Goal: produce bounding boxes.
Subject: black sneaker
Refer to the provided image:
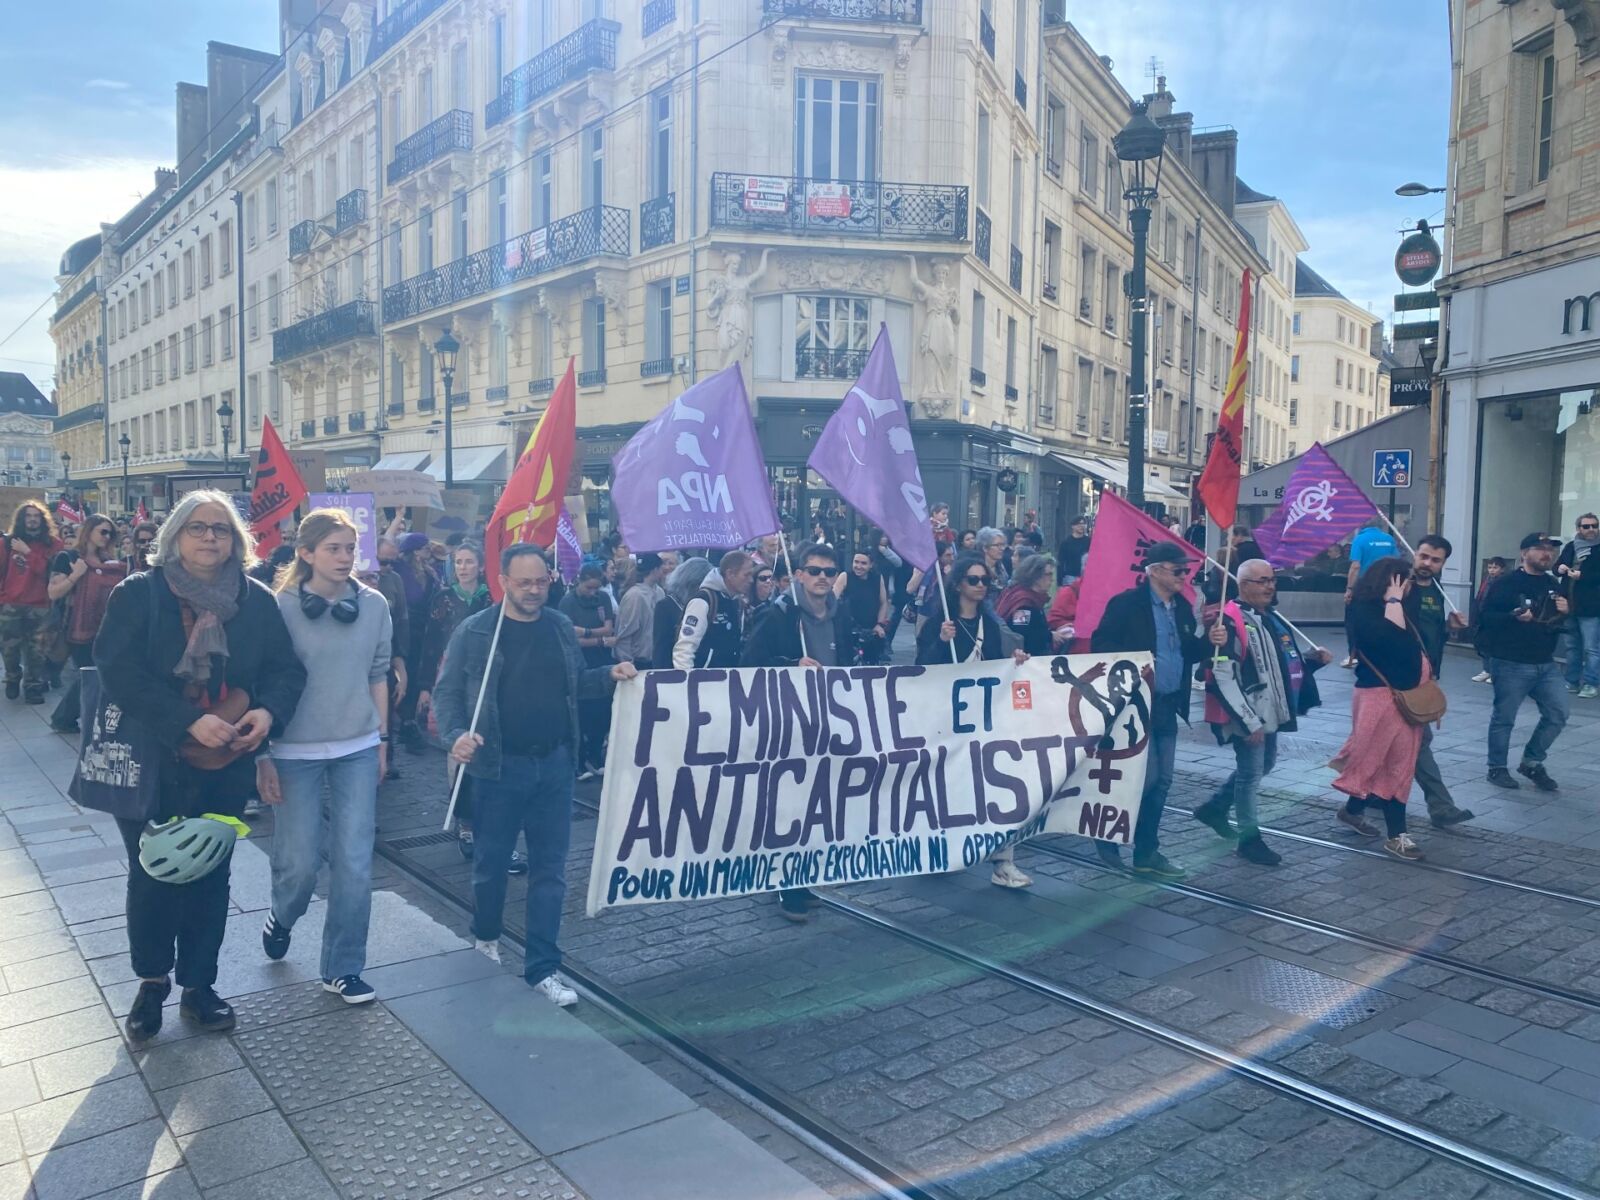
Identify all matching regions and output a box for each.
[23,692,44,706]
[1094,841,1125,869]
[179,986,235,1031]
[1236,835,1282,867]
[125,978,170,1042]
[507,850,528,877]
[457,829,474,860]
[1486,767,1520,789]
[1132,853,1187,881]
[1192,801,1236,840]
[1517,762,1559,792]
[322,975,377,1004]
[262,914,291,961]
[1430,808,1475,830]
[779,889,812,923]
[3,680,17,700]
[385,762,401,781]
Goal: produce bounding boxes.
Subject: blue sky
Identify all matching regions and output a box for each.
[0,2,1450,390]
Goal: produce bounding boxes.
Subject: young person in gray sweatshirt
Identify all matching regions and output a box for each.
[256,510,393,1004]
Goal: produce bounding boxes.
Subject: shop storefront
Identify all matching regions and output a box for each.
[1439,253,1600,611]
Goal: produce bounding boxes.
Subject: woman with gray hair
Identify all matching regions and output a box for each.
[976,526,1009,588]
[91,490,306,1041]
[652,557,713,668]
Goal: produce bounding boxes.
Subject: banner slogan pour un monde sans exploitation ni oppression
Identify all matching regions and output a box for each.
[586,653,1154,915]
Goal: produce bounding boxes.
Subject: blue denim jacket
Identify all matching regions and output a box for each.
[432,603,615,781]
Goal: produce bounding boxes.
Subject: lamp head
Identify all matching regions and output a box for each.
[434,327,460,376]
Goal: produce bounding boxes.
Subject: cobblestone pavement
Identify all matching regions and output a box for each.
[363,633,1600,1199]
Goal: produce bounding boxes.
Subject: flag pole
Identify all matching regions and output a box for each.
[778,530,810,660]
[937,555,958,665]
[1204,553,1326,656]
[1210,539,1236,662]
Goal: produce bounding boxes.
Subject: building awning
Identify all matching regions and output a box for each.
[372,451,430,472]
[424,445,505,482]
[1051,453,1186,501]
[1050,453,1115,483]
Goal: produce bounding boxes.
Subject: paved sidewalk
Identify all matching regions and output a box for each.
[0,697,825,1200]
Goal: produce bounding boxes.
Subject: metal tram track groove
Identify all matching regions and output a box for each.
[370,836,948,1200]
[1024,839,1600,1014]
[553,796,1585,1200]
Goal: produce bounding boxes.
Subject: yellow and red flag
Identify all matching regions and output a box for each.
[485,360,576,599]
[1196,269,1254,531]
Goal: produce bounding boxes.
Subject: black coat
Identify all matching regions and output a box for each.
[916,608,1004,664]
[92,568,306,809]
[1091,582,1207,721]
[742,599,857,668]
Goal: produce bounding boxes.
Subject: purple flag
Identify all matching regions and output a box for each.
[1253,443,1380,568]
[610,364,779,552]
[555,503,583,583]
[807,326,936,572]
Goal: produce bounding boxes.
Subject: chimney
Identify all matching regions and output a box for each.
[1191,128,1239,218]
[1144,75,1175,120]
[175,82,210,184]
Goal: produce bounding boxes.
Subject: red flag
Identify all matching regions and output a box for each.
[135,500,148,523]
[246,416,307,544]
[1196,269,1254,530]
[485,361,577,600]
[1073,492,1205,644]
[55,500,83,525]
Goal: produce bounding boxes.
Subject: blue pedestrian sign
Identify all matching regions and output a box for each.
[1373,449,1412,489]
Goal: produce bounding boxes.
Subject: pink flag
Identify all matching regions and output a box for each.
[1253,443,1380,568]
[555,503,582,583]
[55,500,83,525]
[1073,492,1205,644]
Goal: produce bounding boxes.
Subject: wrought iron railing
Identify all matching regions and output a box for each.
[335,189,367,233]
[979,9,996,57]
[418,395,437,412]
[1010,245,1023,292]
[1014,71,1028,109]
[641,358,674,378]
[300,420,316,439]
[641,193,675,250]
[761,0,923,20]
[1004,385,1019,403]
[486,384,509,402]
[970,367,986,387]
[387,110,473,185]
[383,205,630,323]
[272,301,377,363]
[578,368,607,387]
[289,220,316,259]
[348,412,366,431]
[323,416,340,435]
[369,0,447,62]
[529,377,554,396]
[486,20,620,128]
[709,174,967,240]
[387,400,405,416]
[643,0,675,34]
[796,346,870,380]
[1043,282,1058,302]
[975,208,991,265]
[449,391,469,408]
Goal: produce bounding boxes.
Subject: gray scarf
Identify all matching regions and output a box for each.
[162,559,241,685]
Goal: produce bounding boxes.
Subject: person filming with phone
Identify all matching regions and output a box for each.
[1479,533,1570,791]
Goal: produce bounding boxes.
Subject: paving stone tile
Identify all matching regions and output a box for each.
[1344,1030,1459,1077]
[155,1067,273,1136]
[0,976,102,1029]
[1437,1060,1600,1139]
[77,1168,204,1199]
[177,1111,307,1189]
[428,1159,582,1200]
[0,1062,41,1114]
[15,1073,156,1155]
[30,1038,135,1100]
[233,1005,438,1112]
[132,1034,243,1091]
[0,1004,118,1066]
[204,1157,339,1200]
[0,1113,18,1166]
[24,1117,181,1200]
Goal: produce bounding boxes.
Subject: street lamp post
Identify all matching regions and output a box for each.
[434,327,460,487]
[23,464,33,491]
[119,433,131,515]
[218,398,235,487]
[1114,102,1167,512]
[60,453,70,509]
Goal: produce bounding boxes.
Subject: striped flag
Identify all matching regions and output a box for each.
[1196,269,1253,530]
[484,360,576,599]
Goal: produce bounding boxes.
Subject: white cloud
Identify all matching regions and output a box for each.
[84,79,130,90]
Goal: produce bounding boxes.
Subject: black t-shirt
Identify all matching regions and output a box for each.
[1405,580,1448,675]
[842,569,883,629]
[50,550,76,577]
[496,615,569,756]
[1057,535,1091,577]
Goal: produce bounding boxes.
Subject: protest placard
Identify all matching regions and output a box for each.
[308,492,378,570]
[586,652,1152,914]
[346,469,443,511]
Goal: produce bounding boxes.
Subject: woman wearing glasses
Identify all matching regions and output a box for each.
[93,491,305,1041]
[256,510,393,1003]
[48,515,128,733]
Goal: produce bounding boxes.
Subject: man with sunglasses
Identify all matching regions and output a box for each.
[1089,541,1208,879]
[128,521,159,572]
[1556,514,1600,699]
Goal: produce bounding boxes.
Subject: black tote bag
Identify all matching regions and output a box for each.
[67,666,164,822]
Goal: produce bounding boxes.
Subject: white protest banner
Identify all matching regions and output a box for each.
[308,492,378,571]
[586,653,1152,915]
[346,469,444,511]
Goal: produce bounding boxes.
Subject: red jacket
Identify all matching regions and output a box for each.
[0,537,61,607]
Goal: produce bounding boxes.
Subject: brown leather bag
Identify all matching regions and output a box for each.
[1356,626,1447,727]
[177,687,253,771]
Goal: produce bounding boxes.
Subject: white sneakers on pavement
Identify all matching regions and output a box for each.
[534,973,578,1007]
[474,938,501,963]
[991,862,1034,889]
[1470,671,1492,684]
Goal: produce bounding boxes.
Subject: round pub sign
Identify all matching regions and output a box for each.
[1395,227,1442,287]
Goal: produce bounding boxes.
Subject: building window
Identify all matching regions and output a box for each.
[1292,310,1301,335]
[419,207,434,273]
[387,220,403,282]
[794,295,870,377]
[389,352,405,411]
[1004,317,1018,398]
[247,373,260,429]
[1039,345,1057,424]
[200,235,213,288]
[267,179,279,233]
[645,281,673,368]
[490,323,508,393]
[1079,127,1099,197]
[650,86,672,199]
[1042,221,1060,300]
[452,189,469,260]
[267,272,281,329]
[1078,242,1097,320]
[491,172,508,246]
[1290,353,1299,383]
[1079,357,1096,435]
[534,152,552,228]
[1335,357,1344,386]
[220,307,233,359]
[583,298,607,375]
[168,335,179,378]
[795,75,879,183]
[1044,95,1066,174]
[246,194,259,246]
[582,123,604,209]
[219,221,233,275]
[1288,397,1298,426]
[201,317,214,367]
[268,370,281,422]
[1534,48,1555,184]
[451,41,470,111]
[183,250,195,297]
[153,273,164,316]
[970,291,986,378]
[184,325,196,373]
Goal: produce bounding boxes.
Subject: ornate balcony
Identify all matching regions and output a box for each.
[578,368,607,387]
[641,193,675,250]
[486,20,620,128]
[709,174,967,241]
[382,206,630,324]
[529,377,554,396]
[975,208,991,265]
[323,416,340,435]
[643,0,675,35]
[761,0,922,21]
[387,400,406,416]
[640,358,673,378]
[486,384,509,402]
[970,367,986,387]
[289,220,316,259]
[418,395,437,413]
[272,301,377,364]
[369,0,448,62]
[300,420,315,439]
[335,189,367,233]
[348,412,367,431]
[387,110,473,185]
[1014,70,1028,109]
[796,346,869,380]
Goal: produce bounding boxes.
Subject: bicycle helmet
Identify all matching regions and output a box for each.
[137,815,240,884]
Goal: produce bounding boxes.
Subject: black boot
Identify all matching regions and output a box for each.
[179,986,236,1031]
[125,978,170,1042]
[1192,800,1236,840]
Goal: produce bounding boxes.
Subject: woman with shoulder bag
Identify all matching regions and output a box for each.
[92,491,306,1041]
[1330,555,1439,862]
[48,515,127,733]
[256,510,392,1004]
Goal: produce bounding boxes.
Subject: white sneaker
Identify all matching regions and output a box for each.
[1470,671,1491,683]
[474,938,501,963]
[533,972,578,1007]
[1384,834,1423,861]
[991,862,1033,889]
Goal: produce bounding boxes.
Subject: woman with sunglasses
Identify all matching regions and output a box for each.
[48,515,128,733]
[256,509,393,1004]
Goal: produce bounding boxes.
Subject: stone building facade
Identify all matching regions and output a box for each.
[1288,259,1385,453]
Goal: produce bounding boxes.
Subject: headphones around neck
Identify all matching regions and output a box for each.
[299,580,361,624]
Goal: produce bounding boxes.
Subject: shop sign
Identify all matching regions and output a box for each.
[997,467,1019,493]
[1562,291,1600,336]
[741,176,789,215]
[1394,320,1439,341]
[1388,366,1432,407]
[1393,290,1439,312]
[1395,226,1443,287]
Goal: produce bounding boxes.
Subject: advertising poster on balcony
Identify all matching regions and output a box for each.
[308,491,377,571]
[805,182,853,220]
[741,176,789,215]
[504,227,547,271]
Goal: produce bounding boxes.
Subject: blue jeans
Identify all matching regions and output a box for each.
[1563,617,1600,687]
[1133,694,1180,861]
[1487,659,1569,768]
[269,746,380,981]
[1209,732,1277,838]
[471,745,573,983]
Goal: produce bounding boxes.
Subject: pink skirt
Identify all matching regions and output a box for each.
[1329,680,1425,803]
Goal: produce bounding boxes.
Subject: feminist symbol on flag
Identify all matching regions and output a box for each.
[1280,481,1338,531]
